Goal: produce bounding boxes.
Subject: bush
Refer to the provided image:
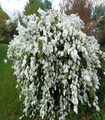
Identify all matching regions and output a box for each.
[7,9,105,120]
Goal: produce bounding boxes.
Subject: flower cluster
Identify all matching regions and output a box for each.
[7,9,105,120]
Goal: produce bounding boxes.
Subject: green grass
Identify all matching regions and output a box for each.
[0,43,105,120]
[0,44,32,120]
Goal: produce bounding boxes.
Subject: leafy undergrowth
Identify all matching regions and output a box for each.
[0,43,105,120]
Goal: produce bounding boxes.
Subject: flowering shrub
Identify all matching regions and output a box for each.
[7,9,105,120]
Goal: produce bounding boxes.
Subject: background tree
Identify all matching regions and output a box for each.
[82,21,99,39]
[43,0,52,10]
[96,16,105,45]
[24,0,52,16]
[92,4,105,21]
[9,20,18,40]
[59,0,92,24]
[91,4,105,45]
[0,6,11,43]
[0,5,18,44]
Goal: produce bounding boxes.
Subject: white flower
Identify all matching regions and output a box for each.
[84,74,91,82]
[38,8,46,15]
[4,59,7,64]
[6,20,11,25]
[96,105,100,111]
[22,18,27,24]
[6,8,105,120]
[74,106,78,114]
[16,84,18,88]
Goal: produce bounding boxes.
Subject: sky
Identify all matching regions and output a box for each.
[0,0,28,17]
[0,0,105,17]
[0,0,62,17]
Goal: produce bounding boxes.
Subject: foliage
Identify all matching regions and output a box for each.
[24,0,52,16]
[92,110,105,120]
[96,16,105,44]
[0,7,11,43]
[24,0,44,16]
[92,4,105,20]
[59,0,92,24]
[66,104,87,120]
[7,9,105,120]
[8,19,18,39]
[97,16,105,29]
[43,0,52,10]
[93,5,105,44]
[0,5,18,44]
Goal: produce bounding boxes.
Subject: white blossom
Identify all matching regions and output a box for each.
[7,9,105,120]
[4,59,7,64]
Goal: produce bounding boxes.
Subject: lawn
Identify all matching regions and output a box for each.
[0,44,32,120]
[0,43,105,120]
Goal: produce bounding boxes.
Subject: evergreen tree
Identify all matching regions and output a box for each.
[24,0,52,16]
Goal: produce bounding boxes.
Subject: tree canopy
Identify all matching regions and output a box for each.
[96,16,105,44]
[92,4,105,20]
[24,0,52,16]
[0,6,11,43]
